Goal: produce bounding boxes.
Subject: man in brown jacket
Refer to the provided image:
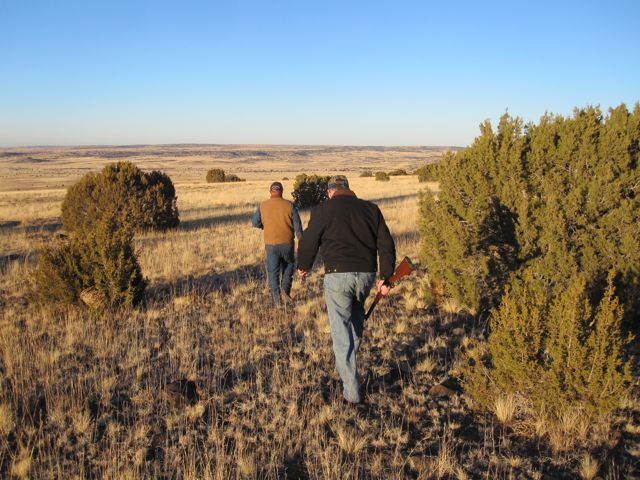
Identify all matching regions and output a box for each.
[252,182,303,304]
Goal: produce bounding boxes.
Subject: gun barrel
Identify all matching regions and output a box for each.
[364,292,383,320]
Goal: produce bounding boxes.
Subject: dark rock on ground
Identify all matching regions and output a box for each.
[428,384,457,398]
[165,379,199,407]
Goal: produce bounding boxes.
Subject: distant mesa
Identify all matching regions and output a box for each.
[14,156,49,163]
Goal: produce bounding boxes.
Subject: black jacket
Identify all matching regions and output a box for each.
[297,191,396,278]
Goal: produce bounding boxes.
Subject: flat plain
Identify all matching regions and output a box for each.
[0,145,637,479]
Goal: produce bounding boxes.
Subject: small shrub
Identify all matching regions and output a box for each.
[81,215,146,307]
[34,216,146,308]
[34,240,87,305]
[282,176,289,180]
[62,162,179,235]
[375,171,390,181]
[359,170,373,178]
[206,168,226,183]
[388,168,407,176]
[224,173,245,182]
[206,168,245,183]
[292,174,330,209]
[140,170,180,230]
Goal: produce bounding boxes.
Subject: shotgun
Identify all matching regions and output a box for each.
[365,256,416,320]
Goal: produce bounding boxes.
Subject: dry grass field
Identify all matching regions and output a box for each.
[0,144,452,192]
[0,146,638,479]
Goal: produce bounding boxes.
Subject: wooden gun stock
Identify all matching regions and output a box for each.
[364,256,416,320]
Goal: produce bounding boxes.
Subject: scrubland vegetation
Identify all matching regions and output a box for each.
[206,169,245,183]
[0,129,638,478]
[36,162,180,308]
[375,172,390,182]
[291,175,330,209]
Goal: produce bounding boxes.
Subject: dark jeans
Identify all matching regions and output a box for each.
[265,243,295,303]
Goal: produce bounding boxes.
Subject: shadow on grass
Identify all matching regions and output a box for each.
[146,261,266,300]
[178,212,252,231]
[0,252,30,272]
[367,193,418,205]
[0,220,62,234]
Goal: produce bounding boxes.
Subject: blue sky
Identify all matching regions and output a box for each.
[1,0,638,147]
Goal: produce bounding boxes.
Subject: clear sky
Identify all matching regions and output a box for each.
[1,0,638,147]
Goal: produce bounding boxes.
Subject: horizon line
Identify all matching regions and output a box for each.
[0,142,466,150]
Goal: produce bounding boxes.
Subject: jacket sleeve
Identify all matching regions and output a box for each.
[297,206,324,271]
[251,205,263,229]
[291,204,303,239]
[376,208,396,279]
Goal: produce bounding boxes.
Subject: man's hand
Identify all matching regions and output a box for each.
[376,280,391,296]
[297,269,309,278]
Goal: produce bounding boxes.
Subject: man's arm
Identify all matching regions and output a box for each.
[291,204,303,240]
[297,205,324,272]
[376,208,396,279]
[251,205,263,229]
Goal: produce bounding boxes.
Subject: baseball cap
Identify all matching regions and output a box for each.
[269,181,283,192]
[327,175,349,190]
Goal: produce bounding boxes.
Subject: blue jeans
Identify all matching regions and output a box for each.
[324,272,376,403]
[265,244,295,304]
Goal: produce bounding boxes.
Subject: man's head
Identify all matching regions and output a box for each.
[269,181,284,197]
[327,175,349,198]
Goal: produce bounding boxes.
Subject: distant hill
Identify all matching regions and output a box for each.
[0,144,462,191]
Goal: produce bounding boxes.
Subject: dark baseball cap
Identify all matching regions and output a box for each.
[327,175,349,190]
[269,181,283,192]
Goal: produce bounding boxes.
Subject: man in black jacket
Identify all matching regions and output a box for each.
[297,175,396,404]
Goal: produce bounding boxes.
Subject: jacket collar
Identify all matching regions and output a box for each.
[331,189,357,199]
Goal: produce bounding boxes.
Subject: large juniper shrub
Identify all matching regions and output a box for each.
[62,162,179,234]
[419,105,640,318]
[419,104,638,439]
[37,161,164,308]
[292,174,331,209]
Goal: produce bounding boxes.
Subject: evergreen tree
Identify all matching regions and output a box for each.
[292,174,330,208]
[434,104,638,439]
[419,104,640,321]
